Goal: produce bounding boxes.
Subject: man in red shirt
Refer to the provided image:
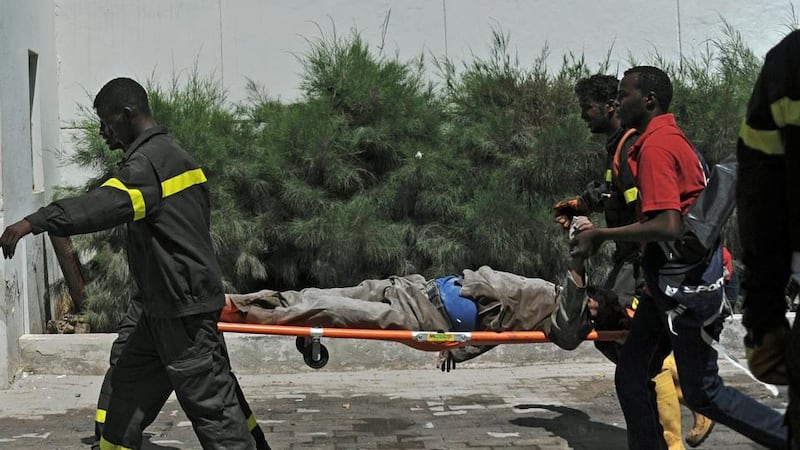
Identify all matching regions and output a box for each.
[571,66,786,450]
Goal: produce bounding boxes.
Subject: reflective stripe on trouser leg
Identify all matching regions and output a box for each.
[99,436,133,450]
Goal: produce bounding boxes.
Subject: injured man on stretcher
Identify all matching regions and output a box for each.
[222,219,626,365]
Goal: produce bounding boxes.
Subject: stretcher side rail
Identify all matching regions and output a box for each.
[217,322,628,369]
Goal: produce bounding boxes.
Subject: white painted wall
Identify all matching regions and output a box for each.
[0,0,61,388]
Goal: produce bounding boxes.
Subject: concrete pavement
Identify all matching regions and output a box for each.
[0,363,786,449]
[1,314,790,449]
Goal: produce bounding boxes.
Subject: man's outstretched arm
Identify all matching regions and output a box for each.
[569,209,682,259]
[548,216,595,351]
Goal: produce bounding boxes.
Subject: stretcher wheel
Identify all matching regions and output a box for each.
[295,336,308,353]
[303,344,329,369]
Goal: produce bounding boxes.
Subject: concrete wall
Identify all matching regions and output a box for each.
[0,0,62,388]
[53,0,797,186]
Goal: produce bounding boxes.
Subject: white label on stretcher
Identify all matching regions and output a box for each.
[412,331,471,342]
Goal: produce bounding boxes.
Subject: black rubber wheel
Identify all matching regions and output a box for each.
[295,336,308,353]
[303,345,329,370]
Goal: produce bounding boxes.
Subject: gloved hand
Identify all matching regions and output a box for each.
[436,350,456,372]
[553,197,589,229]
[744,324,790,385]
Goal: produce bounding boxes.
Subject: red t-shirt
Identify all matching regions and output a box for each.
[722,246,734,280]
[627,114,706,219]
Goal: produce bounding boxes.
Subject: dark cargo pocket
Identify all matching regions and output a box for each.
[166,351,224,416]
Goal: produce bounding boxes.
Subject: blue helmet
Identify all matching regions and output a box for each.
[435,276,478,332]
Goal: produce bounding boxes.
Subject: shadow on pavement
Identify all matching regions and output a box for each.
[511,403,627,450]
[353,417,416,436]
[80,434,182,449]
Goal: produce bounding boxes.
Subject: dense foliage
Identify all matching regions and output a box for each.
[66,26,767,331]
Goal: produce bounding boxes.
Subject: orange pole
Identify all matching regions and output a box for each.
[217,322,627,348]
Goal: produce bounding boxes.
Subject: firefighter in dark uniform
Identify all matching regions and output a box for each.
[0,78,258,449]
[737,29,800,449]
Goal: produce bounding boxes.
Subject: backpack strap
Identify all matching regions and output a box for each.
[612,128,640,205]
[671,131,710,180]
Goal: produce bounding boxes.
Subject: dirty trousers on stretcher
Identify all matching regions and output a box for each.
[227,265,593,363]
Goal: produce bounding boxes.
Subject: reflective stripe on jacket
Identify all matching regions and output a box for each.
[737,29,800,332]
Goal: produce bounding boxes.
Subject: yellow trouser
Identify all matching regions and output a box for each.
[654,364,685,450]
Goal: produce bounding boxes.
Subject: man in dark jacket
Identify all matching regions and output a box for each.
[737,29,800,449]
[0,78,257,449]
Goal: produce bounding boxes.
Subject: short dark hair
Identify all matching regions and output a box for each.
[93,77,151,116]
[574,74,619,104]
[623,66,673,111]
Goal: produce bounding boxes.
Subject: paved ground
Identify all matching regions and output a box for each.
[0,362,787,449]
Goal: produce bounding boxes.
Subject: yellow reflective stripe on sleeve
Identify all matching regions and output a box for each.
[247,413,258,431]
[604,169,612,183]
[631,296,639,310]
[95,408,107,424]
[101,178,146,221]
[99,436,133,450]
[739,121,784,155]
[623,187,638,204]
[161,168,207,198]
[770,97,800,128]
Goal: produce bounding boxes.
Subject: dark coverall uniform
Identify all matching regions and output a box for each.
[25,127,255,449]
[579,127,641,362]
[228,265,594,363]
[736,29,800,448]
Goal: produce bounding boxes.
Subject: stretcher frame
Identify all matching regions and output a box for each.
[218,322,628,369]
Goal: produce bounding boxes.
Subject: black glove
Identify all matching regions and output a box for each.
[553,197,589,229]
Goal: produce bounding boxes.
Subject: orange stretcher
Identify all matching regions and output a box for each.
[217,322,628,369]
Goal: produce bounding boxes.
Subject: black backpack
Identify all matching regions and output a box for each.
[675,155,738,264]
